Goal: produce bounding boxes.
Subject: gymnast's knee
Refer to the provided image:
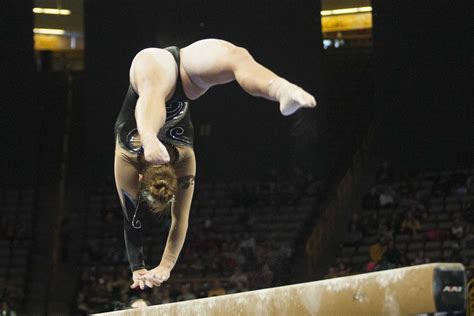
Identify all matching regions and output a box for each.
[229,45,253,64]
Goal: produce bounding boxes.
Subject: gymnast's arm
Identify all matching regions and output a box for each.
[159,191,191,270]
[131,49,175,164]
[139,176,195,285]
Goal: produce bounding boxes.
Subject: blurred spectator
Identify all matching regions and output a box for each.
[364,212,379,237]
[207,279,226,297]
[176,284,196,302]
[412,250,430,265]
[401,212,422,235]
[344,222,363,246]
[190,281,205,298]
[382,241,403,267]
[424,227,444,242]
[336,262,350,277]
[431,175,452,198]
[418,210,429,223]
[450,217,465,240]
[255,244,270,267]
[399,195,425,214]
[277,242,293,261]
[258,263,274,288]
[324,265,339,279]
[76,292,90,314]
[365,258,378,272]
[447,240,463,262]
[89,276,110,306]
[379,187,395,209]
[221,247,238,273]
[203,217,213,232]
[154,286,173,304]
[189,254,205,277]
[452,183,467,200]
[451,210,463,221]
[239,233,256,252]
[388,210,402,235]
[347,213,362,231]
[108,267,132,298]
[229,266,249,292]
[369,237,388,264]
[463,223,474,248]
[377,218,394,241]
[238,210,256,232]
[0,301,17,316]
[240,233,257,271]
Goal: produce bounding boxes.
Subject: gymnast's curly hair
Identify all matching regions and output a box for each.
[140,163,178,214]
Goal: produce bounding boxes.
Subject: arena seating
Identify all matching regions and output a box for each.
[0,189,36,309]
[327,167,474,281]
[74,175,320,313]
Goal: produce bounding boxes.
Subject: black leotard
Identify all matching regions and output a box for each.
[114,47,194,271]
[114,46,194,156]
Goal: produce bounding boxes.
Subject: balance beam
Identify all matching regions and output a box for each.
[94,263,466,316]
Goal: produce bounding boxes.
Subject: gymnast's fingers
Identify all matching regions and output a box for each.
[130,280,139,289]
[137,273,158,286]
[143,274,161,287]
[144,279,154,288]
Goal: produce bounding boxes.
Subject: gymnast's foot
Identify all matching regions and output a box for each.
[269,78,317,116]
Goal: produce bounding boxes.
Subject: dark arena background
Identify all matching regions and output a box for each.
[1,0,473,315]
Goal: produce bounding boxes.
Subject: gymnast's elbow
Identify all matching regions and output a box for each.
[171,217,189,232]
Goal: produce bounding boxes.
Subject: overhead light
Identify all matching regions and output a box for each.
[321,6,372,16]
[33,7,71,15]
[33,28,66,35]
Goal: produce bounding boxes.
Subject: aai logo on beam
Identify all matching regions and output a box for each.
[442,286,463,293]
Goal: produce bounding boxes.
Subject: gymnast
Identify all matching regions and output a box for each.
[114,39,316,290]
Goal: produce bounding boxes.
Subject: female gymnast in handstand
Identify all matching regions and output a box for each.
[114,39,316,290]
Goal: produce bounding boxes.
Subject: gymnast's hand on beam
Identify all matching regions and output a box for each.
[130,268,153,290]
[142,137,170,165]
[138,265,171,287]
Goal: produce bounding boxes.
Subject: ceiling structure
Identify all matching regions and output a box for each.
[321,0,370,10]
[33,0,371,34]
[32,0,371,51]
[34,0,83,33]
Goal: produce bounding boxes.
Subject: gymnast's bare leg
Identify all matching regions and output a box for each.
[179,39,317,116]
[131,39,317,166]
